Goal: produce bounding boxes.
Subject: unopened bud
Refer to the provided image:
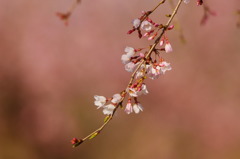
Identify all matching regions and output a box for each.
[146,18,153,23]
[143,32,149,37]
[148,32,157,40]
[139,53,145,58]
[197,0,203,6]
[159,39,165,46]
[167,25,174,30]
[71,138,83,147]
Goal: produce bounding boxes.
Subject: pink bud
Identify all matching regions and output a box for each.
[143,32,149,37]
[159,38,165,46]
[197,0,203,6]
[139,53,145,58]
[167,25,174,30]
[147,19,153,24]
[148,32,157,40]
[148,35,154,40]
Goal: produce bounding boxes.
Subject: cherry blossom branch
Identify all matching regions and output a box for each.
[56,0,81,26]
[128,0,183,85]
[71,0,184,148]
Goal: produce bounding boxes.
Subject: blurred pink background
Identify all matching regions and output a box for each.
[0,0,240,159]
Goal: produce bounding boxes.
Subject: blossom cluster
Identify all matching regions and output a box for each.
[94,85,147,115]
[94,93,122,115]
[127,11,163,39]
[93,10,174,116]
[121,46,172,79]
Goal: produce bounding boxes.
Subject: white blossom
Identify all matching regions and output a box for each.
[132,18,141,28]
[135,70,145,79]
[139,84,149,95]
[141,20,152,31]
[148,62,172,79]
[94,95,106,108]
[165,42,173,53]
[159,61,172,74]
[124,47,135,56]
[135,65,149,79]
[103,104,115,115]
[125,102,133,114]
[111,93,122,103]
[121,47,135,64]
[125,62,137,72]
[121,54,131,64]
[133,103,143,114]
[148,65,161,79]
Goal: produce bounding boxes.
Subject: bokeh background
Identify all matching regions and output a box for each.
[0,0,240,159]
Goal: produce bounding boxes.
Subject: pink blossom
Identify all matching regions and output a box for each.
[125,102,133,114]
[159,61,172,74]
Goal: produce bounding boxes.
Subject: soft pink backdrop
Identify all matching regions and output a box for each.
[0,0,240,159]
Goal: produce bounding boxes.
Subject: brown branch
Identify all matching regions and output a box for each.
[72,0,184,147]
